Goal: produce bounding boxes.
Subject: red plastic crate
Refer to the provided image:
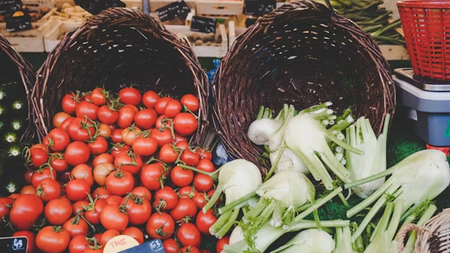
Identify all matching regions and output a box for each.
[426,144,450,155]
[398,1,450,81]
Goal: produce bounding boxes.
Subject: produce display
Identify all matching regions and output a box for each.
[50,3,92,22]
[0,7,51,22]
[187,33,222,47]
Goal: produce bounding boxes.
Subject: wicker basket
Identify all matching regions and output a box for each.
[32,8,210,146]
[211,0,396,174]
[398,208,450,253]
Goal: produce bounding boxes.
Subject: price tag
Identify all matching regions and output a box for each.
[190,16,216,34]
[118,239,165,253]
[6,11,32,32]
[74,0,126,15]
[245,0,276,16]
[0,236,27,253]
[103,235,139,253]
[156,0,190,23]
[445,120,450,138]
[0,0,22,15]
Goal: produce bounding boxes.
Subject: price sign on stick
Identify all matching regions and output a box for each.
[103,235,139,253]
[6,11,32,32]
[0,0,22,15]
[245,0,276,16]
[117,239,165,253]
[156,0,190,23]
[190,16,217,34]
[0,236,28,253]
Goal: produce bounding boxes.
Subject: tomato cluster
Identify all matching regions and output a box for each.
[0,87,228,253]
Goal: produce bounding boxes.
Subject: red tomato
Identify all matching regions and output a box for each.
[62,93,80,115]
[0,197,13,221]
[10,197,43,230]
[98,105,119,125]
[110,144,130,158]
[196,148,212,160]
[45,198,72,225]
[142,91,160,109]
[72,200,89,216]
[134,108,158,129]
[67,118,96,142]
[44,128,70,152]
[105,170,135,196]
[171,166,194,187]
[111,128,124,144]
[193,174,214,192]
[132,135,158,157]
[155,115,173,129]
[121,227,144,244]
[118,87,142,106]
[93,163,115,186]
[66,179,91,202]
[71,164,94,186]
[83,93,92,102]
[159,143,179,163]
[24,170,33,184]
[84,199,108,225]
[181,94,200,113]
[63,216,89,237]
[49,154,68,173]
[117,106,136,128]
[93,187,111,200]
[31,167,56,188]
[196,159,215,173]
[140,163,164,190]
[150,128,173,147]
[114,151,143,175]
[105,195,123,206]
[193,192,210,209]
[53,112,71,128]
[178,186,198,199]
[30,143,49,152]
[154,97,173,115]
[92,153,114,167]
[88,136,108,155]
[98,123,112,139]
[146,212,175,240]
[13,230,36,253]
[173,134,188,144]
[100,229,120,246]
[121,126,142,146]
[177,223,201,247]
[121,195,151,225]
[69,234,89,253]
[196,209,217,235]
[163,239,179,253]
[60,117,74,130]
[173,113,198,136]
[30,148,48,168]
[130,186,152,201]
[91,88,106,106]
[180,246,200,253]
[180,149,200,166]
[164,100,182,118]
[36,178,61,202]
[216,236,230,253]
[170,198,198,222]
[65,141,91,166]
[36,226,71,253]
[76,101,99,121]
[20,185,36,195]
[100,204,129,232]
[153,186,178,212]
[83,246,103,253]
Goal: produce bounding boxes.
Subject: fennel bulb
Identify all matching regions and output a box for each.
[284,114,363,190]
[346,149,450,241]
[203,159,262,238]
[248,106,283,146]
[346,115,390,199]
[243,169,315,228]
[269,148,309,174]
[270,229,335,253]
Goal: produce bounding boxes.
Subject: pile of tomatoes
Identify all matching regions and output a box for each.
[0,87,230,253]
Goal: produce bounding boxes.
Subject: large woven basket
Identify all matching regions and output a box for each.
[398,208,450,253]
[32,8,210,146]
[212,0,396,174]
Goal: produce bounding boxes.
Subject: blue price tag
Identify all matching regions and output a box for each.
[118,239,165,253]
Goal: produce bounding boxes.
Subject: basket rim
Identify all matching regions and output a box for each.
[397,1,450,8]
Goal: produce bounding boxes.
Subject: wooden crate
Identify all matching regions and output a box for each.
[196,0,243,16]
[43,20,82,52]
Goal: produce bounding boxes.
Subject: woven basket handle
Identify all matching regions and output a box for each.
[323,0,337,15]
[397,223,422,253]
